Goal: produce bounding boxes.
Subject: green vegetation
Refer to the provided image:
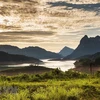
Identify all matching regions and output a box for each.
[0,51,40,65]
[0,69,100,100]
[74,58,92,67]
[74,57,100,67]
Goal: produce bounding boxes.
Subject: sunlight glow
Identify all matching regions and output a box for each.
[0,0,100,51]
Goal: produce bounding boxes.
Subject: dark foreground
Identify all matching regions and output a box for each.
[0,65,53,75]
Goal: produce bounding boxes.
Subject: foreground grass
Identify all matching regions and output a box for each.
[0,69,100,100]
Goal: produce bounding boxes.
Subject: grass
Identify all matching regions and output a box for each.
[0,69,100,100]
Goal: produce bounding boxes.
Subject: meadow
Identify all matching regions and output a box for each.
[0,69,100,100]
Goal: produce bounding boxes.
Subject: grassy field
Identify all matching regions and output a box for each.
[0,69,100,100]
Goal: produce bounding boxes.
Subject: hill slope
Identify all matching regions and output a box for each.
[64,35,100,60]
[59,46,74,57]
[0,51,40,64]
[0,45,62,59]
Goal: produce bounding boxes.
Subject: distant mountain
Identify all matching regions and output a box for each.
[0,51,40,64]
[0,45,62,59]
[59,46,74,57]
[64,35,100,60]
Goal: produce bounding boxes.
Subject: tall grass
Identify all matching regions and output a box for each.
[0,69,100,100]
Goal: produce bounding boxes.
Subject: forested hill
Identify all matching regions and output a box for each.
[0,51,41,64]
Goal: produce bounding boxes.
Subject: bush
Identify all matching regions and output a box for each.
[67,96,78,100]
[95,57,100,65]
[95,71,100,77]
[65,70,88,79]
[31,75,41,82]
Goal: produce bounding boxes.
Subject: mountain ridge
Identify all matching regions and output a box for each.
[0,51,40,65]
[59,46,74,57]
[64,35,100,60]
[0,45,62,59]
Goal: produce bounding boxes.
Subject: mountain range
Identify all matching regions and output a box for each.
[1,35,100,60]
[0,45,62,59]
[59,46,74,57]
[64,35,100,60]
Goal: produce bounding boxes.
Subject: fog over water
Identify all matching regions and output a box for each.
[41,59,75,71]
[7,60,75,71]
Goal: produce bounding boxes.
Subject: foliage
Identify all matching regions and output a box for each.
[0,69,88,82]
[75,57,100,67]
[74,58,92,67]
[95,57,100,65]
[0,69,100,100]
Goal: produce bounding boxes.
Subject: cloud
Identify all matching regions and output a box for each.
[0,0,39,18]
[3,0,38,3]
[0,31,55,43]
[0,0,100,51]
[0,24,21,30]
[48,1,100,12]
[0,31,54,36]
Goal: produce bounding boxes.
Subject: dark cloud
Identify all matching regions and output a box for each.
[47,1,100,14]
[0,31,54,36]
[0,31,54,43]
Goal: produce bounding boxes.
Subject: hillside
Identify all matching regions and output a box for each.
[59,46,74,57]
[77,52,100,60]
[64,35,100,60]
[0,45,62,59]
[0,51,40,64]
[74,52,100,73]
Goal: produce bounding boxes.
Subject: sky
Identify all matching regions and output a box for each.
[0,0,100,52]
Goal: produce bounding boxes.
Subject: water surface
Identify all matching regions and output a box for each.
[1,60,75,71]
[41,59,75,71]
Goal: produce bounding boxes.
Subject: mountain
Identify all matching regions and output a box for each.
[0,51,40,64]
[0,45,62,59]
[64,35,100,60]
[21,46,62,59]
[59,46,74,57]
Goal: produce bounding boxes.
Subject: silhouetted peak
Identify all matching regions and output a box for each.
[80,35,89,44]
[59,46,74,57]
[95,36,100,40]
[63,46,68,49]
[62,46,73,50]
[82,35,88,39]
[64,35,100,59]
[23,46,46,51]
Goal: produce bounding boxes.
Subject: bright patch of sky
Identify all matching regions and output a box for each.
[0,0,100,52]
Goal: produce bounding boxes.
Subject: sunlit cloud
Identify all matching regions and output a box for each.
[0,0,100,51]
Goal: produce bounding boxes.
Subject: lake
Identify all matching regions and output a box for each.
[41,60,75,71]
[6,60,76,71]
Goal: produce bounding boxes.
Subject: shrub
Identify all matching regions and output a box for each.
[95,71,100,77]
[67,96,78,100]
